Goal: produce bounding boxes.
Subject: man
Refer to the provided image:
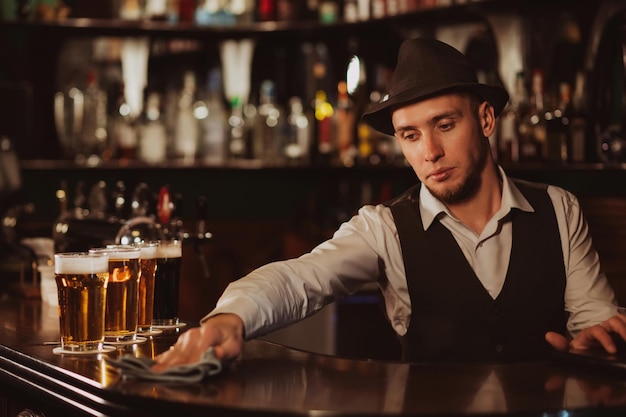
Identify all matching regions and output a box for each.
[154,37,626,369]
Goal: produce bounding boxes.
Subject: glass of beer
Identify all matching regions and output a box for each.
[153,240,183,326]
[134,241,158,333]
[90,245,141,343]
[54,252,109,352]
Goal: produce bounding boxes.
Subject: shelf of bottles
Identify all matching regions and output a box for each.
[3,0,622,171]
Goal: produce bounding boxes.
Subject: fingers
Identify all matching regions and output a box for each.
[603,313,626,340]
[567,314,626,354]
[570,324,616,353]
[152,328,208,371]
[545,331,569,351]
[151,313,245,372]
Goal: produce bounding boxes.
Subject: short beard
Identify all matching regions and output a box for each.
[427,138,489,205]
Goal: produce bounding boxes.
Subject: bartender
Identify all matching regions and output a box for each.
[154,37,626,369]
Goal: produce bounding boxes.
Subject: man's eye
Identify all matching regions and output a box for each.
[439,122,454,131]
[402,132,418,141]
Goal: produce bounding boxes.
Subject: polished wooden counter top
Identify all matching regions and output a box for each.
[2,295,626,417]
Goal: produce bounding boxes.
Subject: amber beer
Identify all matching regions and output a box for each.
[136,242,158,332]
[91,246,141,342]
[153,240,182,325]
[54,252,109,352]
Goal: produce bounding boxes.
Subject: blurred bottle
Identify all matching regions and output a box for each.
[145,0,168,20]
[173,71,200,164]
[343,0,358,22]
[336,81,356,166]
[308,43,335,165]
[545,82,571,164]
[284,96,311,164]
[568,71,587,163]
[54,86,83,160]
[313,90,334,164]
[518,70,544,163]
[275,0,300,21]
[0,136,21,196]
[253,80,284,164]
[198,68,228,165]
[257,0,275,21]
[497,71,526,164]
[78,69,108,165]
[119,0,144,19]
[110,84,138,160]
[228,97,248,161]
[230,0,255,24]
[138,92,168,165]
[195,0,237,25]
[177,0,196,22]
[318,0,338,23]
[110,180,129,220]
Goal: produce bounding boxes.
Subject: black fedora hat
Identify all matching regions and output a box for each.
[362,37,509,136]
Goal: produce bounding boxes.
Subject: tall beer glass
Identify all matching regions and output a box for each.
[90,245,141,342]
[135,241,158,333]
[54,252,109,352]
[153,240,182,326]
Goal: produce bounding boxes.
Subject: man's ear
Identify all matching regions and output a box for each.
[479,101,497,138]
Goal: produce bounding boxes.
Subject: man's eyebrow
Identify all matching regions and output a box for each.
[430,110,460,123]
[395,110,460,132]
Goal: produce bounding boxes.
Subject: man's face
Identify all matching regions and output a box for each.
[392,93,492,205]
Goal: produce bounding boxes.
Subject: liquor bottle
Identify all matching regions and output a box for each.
[530,69,548,161]
[173,71,200,164]
[545,82,571,164]
[568,71,587,163]
[198,68,228,166]
[307,42,336,165]
[343,0,358,22]
[284,96,311,164]
[253,80,284,164]
[257,0,275,21]
[79,69,108,164]
[313,89,335,164]
[110,84,138,160]
[138,92,168,165]
[336,80,356,166]
[227,96,248,161]
[497,72,526,164]
[517,70,544,163]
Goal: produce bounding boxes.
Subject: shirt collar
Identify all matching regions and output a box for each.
[418,166,535,230]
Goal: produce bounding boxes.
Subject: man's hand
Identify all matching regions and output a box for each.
[152,313,244,372]
[546,312,626,354]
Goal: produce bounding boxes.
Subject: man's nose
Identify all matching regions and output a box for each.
[423,132,443,162]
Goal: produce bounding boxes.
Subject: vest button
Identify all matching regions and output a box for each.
[491,306,500,315]
[495,344,504,353]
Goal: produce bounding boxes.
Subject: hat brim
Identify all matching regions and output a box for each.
[362,83,509,136]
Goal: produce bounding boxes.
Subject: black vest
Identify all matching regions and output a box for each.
[388,181,567,362]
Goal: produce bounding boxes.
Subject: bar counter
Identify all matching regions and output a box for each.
[2,296,626,417]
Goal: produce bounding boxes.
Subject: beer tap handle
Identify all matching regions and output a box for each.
[157,185,171,226]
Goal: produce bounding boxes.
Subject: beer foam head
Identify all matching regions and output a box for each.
[55,252,109,275]
[137,243,157,259]
[92,245,141,260]
[156,241,182,258]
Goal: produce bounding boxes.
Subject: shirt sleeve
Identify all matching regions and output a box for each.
[203,204,397,339]
[549,186,619,334]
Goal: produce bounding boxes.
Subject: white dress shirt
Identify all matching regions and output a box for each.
[207,166,619,339]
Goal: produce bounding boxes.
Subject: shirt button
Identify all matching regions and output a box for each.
[495,344,504,353]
